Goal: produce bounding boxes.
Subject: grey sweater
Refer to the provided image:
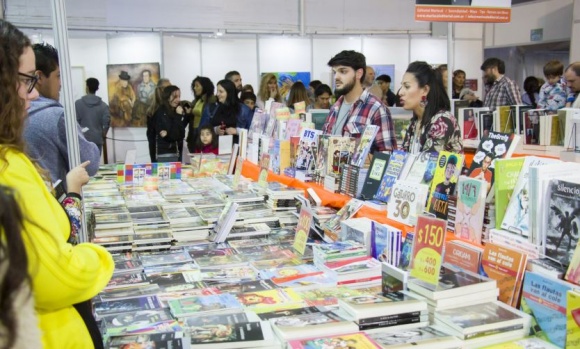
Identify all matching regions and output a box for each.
[75,94,110,146]
[24,96,100,186]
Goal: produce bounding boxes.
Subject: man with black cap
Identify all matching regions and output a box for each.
[110,70,136,126]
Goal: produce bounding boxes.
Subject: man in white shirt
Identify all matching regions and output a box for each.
[564,62,580,108]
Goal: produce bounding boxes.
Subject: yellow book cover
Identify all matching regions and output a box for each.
[278,140,291,174]
[426,151,464,220]
[237,288,304,310]
[567,290,580,348]
[498,105,514,133]
[550,115,560,146]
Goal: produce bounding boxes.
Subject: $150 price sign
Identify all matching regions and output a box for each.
[409,215,447,287]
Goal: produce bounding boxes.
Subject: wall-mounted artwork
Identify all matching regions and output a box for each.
[263,72,311,100]
[370,64,395,87]
[107,62,160,127]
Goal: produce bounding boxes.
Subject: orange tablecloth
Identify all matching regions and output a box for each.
[241,160,462,241]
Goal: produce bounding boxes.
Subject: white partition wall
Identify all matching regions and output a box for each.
[163,34,202,101]
[201,36,259,90]
[312,37,362,85]
[68,37,109,101]
[258,36,312,76]
[572,0,580,61]
[363,36,411,93]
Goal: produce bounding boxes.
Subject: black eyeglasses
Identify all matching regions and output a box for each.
[18,72,39,94]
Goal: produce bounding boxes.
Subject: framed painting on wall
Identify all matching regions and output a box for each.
[107,62,160,127]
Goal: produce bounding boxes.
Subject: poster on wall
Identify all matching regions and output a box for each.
[263,72,311,100]
[415,0,512,23]
[107,62,160,128]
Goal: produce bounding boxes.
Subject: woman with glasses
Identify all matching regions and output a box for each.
[0,19,114,348]
[199,79,252,144]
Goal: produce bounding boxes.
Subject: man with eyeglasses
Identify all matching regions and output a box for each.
[23,43,100,190]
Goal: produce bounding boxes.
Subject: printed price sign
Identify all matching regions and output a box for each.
[409,214,447,288]
[293,207,313,255]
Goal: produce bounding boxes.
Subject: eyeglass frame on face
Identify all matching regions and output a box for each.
[18,72,39,94]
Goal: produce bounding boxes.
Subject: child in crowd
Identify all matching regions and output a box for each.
[193,125,219,154]
[537,60,575,111]
[240,91,257,112]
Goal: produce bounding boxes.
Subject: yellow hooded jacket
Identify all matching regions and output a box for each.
[0,149,114,348]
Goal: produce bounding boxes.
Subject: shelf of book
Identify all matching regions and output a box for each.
[241,160,466,246]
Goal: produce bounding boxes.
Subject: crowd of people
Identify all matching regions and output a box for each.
[1,15,580,348]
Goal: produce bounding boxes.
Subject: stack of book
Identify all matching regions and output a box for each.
[407,264,499,318]
[312,240,367,269]
[433,301,531,347]
[337,291,428,333]
[320,256,382,289]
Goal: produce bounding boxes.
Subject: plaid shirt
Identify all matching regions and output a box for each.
[483,75,522,111]
[322,89,397,152]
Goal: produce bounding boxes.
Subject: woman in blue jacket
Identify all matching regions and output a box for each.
[200,79,252,144]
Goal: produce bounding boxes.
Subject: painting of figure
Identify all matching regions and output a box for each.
[107,62,160,127]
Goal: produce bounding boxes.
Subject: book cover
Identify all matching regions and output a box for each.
[404,150,438,186]
[368,326,461,348]
[168,293,243,318]
[501,156,560,236]
[359,152,390,201]
[94,296,162,318]
[294,207,313,255]
[480,242,526,306]
[326,136,356,176]
[494,157,525,229]
[108,332,186,349]
[520,271,573,348]
[567,290,580,348]
[371,222,402,265]
[351,125,379,168]
[288,332,379,349]
[296,128,322,174]
[436,301,523,334]
[545,179,580,265]
[188,321,270,345]
[297,287,366,307]
[426,151,464,220]
[443,240,482,274]
[236,288,304,309]
[374,149,408,203]
[454,176,487,244]
[387,180,430,227]
[466,131,519,197]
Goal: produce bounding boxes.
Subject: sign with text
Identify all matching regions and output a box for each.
[410,215,447,288]
[415,1,511,23]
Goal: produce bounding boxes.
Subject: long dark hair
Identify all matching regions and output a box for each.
[191,76,214,102]
[406,61,450,129]
[161,85,180,114]
[195,125,218,152]
[286,81,309,108]
[0,185,31,349]
[523,76,539,108]
[216,79,240,115]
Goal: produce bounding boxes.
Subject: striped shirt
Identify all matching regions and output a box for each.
[322,89,397,152]
[483,75,522,111]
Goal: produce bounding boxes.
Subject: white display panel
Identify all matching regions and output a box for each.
[312,37,362,86]
[258,37,311,74]
[410,37,448,65]
[201,37,259,91]
[163,35,202,101]
[107,33,162,64]
[68,38,109,101]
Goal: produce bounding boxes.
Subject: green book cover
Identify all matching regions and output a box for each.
[494,157,525,229]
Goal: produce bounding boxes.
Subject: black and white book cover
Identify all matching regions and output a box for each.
[545,179,580,264]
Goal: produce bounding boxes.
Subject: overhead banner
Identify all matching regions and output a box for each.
[415,0,511,23]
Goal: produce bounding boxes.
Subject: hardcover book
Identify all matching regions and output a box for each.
[387,180,430,227]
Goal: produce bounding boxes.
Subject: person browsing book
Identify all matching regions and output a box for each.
[199,79,252,144]
[0,19,114,348]
[322,50,397,153]
[193,125,219,154]
[399,61,463,155]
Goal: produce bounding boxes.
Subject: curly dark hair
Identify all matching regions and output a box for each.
[0,184,31,349]
[191,76,214,102]
[195,125,218,152]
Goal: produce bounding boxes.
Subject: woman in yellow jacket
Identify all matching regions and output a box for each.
[0,19,114,348]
